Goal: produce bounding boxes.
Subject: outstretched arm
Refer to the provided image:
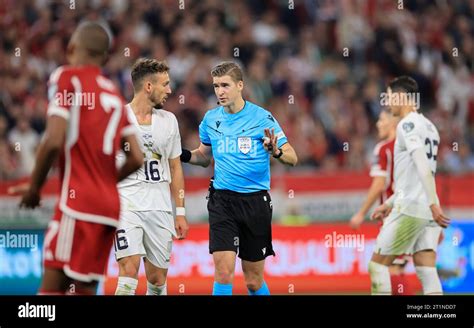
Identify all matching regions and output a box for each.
[181,143,212,167]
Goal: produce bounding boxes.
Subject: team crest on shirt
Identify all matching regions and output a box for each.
[402,122,414,133]
[238,137,252,154]
[142,133,162,160]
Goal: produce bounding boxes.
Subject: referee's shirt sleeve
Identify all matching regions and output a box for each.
[199,112,211,146]
[265,112,288,148]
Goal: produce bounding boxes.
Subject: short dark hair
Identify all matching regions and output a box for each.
[73,21,110,63]
[211,62,243,83]
[131,58,169,91]
[388,76,419,94]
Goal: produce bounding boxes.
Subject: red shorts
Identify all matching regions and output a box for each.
[43,211,116,282]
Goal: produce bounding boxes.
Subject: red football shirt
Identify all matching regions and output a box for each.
[370,138,395,204]
[47,65,136,227]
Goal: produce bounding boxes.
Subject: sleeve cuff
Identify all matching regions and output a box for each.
[121,125,138,137]
[369,169,388,177]
[47,104,70,120]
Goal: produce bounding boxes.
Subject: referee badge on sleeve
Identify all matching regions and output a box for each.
[238,137,252,154]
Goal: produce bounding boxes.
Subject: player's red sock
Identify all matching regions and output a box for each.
[390,273,413,295]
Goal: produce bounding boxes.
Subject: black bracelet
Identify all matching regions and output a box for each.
[272,148,283,159]
[180,149,192,163]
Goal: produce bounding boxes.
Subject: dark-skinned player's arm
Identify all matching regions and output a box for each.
[117,132,143,182]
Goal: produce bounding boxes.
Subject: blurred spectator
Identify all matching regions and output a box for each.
[443,143,474,174]
[8,116,40,177]
[0,140,18,180]
[0,0,472,180]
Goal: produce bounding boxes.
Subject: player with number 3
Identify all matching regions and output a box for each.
[369,76,450,295]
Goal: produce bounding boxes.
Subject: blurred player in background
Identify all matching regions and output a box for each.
[350,109,413,295]
[114,58,189,296]
[369,76,450,295]
[180,62,297,295]
[349,110,398,227]
[8,22,143,295]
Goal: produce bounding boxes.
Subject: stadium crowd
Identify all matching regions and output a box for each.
[0,0,473,179]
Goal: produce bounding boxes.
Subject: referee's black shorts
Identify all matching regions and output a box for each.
[207,189,275,262]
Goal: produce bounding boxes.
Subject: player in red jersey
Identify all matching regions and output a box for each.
[9,22,143,295]
[349,109,413,295]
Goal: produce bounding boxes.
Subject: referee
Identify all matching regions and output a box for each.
[181,62,298,295]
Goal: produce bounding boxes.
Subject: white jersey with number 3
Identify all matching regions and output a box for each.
[393,111,440,220]
[117,104,182,212]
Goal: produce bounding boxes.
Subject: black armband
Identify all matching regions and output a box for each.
[180,149,192,163]
[272,148,283,159]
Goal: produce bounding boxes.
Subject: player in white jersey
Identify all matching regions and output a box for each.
[114,58,189,295]
[369,76,450,295]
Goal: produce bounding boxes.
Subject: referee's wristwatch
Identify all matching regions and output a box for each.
[272,148,283,159]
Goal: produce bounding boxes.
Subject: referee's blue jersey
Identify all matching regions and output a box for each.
[199,101,288,193]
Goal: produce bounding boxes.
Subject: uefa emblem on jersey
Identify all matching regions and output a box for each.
[238,137,252,154]
[402,122,414,133]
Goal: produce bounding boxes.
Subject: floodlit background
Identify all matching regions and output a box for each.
[0,0,472,294]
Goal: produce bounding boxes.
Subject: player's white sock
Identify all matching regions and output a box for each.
[146,281,167,295]
[415,266,443,295]
[115,276,138,295]
[368,261,391,295]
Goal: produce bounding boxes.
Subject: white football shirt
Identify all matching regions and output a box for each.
[117,105,182,215]
[393,111,440,220]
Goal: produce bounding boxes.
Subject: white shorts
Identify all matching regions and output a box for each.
[114,211,174,269]
[374,212,442,256]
